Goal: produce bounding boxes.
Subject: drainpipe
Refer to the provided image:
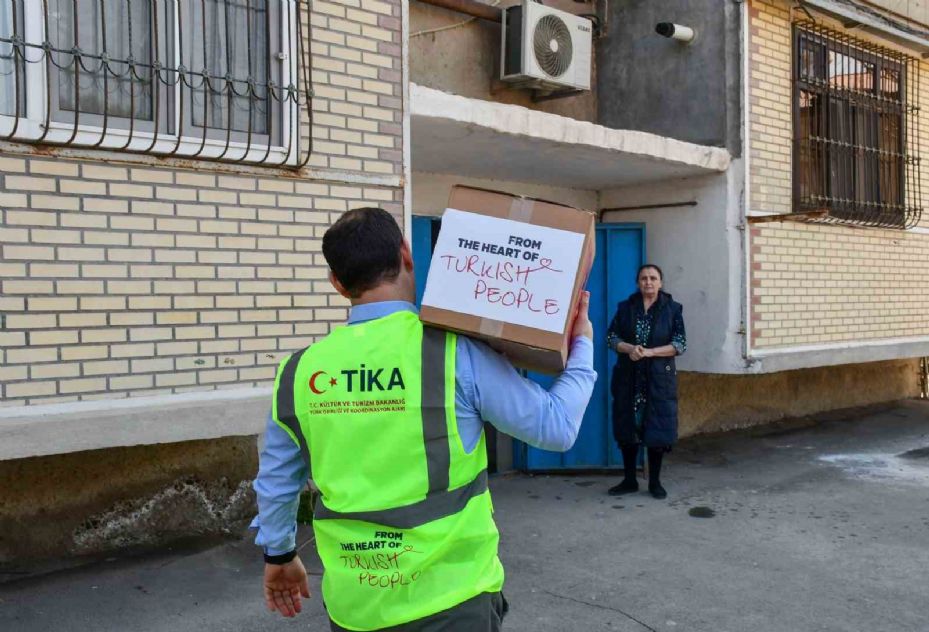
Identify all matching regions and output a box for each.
[415,0,503,23]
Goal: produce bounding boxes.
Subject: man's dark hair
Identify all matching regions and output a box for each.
[322,207,403,297]
[637,264,664,281]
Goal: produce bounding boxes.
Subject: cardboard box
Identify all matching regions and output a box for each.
[420,186,596,374]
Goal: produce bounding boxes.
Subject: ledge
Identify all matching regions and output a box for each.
[803,0,929,55]
[0,388,271,461]
[747,336,929,373]
[410,84,731,190]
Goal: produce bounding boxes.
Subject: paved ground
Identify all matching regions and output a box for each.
[2,400,928,632]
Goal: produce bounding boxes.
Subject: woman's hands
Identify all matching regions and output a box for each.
[612,341,650,360]
[615,342,672,361]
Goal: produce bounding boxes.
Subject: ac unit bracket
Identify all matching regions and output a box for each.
[531,88,586,102]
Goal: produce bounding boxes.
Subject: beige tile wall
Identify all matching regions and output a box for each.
[748,0,793,215]
[308,0,403,175]
[0,0,404,406]
[749,222,929,347]
[748,0,929,350]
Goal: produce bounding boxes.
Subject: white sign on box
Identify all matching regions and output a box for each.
[422,209,585,334]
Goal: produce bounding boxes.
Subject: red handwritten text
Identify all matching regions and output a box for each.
[473,281,560,315]
[438,254,561,287]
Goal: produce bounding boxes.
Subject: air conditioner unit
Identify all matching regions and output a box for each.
[501,0,592,91]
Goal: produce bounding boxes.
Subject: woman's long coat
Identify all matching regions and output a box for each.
[609,291,683,448]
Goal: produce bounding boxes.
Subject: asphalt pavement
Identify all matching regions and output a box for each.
[2,400,928,632]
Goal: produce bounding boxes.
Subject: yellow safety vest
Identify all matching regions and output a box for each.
[272,310,504,630]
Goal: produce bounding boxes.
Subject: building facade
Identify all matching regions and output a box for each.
[0,0,406,562]
[408,0,927,449]
[1,0,927,563]
[748,0,929,358]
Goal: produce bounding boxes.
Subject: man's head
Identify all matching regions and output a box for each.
[322,207,414,302]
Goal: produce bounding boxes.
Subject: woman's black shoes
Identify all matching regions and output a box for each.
[607,479,639,495]
[607,478,669,499]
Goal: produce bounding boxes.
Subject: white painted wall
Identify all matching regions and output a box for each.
[600,161,748,374]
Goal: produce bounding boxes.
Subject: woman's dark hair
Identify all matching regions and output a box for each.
[322,207,403,298]
[637,264,663,281]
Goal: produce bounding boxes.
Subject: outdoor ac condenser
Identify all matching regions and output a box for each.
[501,0,593,91]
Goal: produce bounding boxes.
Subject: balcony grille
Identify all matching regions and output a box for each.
[793,20,922,229]
[0,0,313,168]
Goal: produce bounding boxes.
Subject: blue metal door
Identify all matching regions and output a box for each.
[411,216,438,307]
[515,224,644,470]
[411,217,645,471]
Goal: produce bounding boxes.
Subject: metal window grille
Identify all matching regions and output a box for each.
[0,0,312,168]
[793,20,922,229]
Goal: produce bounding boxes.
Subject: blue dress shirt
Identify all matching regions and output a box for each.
[252,301,596,554]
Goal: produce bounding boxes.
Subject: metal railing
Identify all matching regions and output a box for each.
[0,0,313,168]
[793,20,922,229]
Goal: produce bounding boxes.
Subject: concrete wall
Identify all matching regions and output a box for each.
[597,0,742,154]
[0,437,257,565]
[867,0,929,28]
[678,358,922,436]
[410,0,597,122]
[495,358,920,470]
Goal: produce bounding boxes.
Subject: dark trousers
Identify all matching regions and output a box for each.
[329,592,508,632]
[620,443,665,487]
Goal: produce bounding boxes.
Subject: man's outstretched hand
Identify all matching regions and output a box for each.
[572,291,593,340]
[264,556,311,618]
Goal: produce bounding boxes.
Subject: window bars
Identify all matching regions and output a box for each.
[793,20,922,229]
[0,0,313,168]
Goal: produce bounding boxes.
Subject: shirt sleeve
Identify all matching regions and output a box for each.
[455,336,597,453]
[671,304,687,355]
[250,413,309,556]
[606,307,625,351]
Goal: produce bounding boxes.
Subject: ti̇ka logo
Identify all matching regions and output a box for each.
[308,365,406,395]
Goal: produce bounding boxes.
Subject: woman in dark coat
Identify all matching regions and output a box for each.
[606,264,686,499]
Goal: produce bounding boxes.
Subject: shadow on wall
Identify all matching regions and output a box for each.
[678,359,922,436]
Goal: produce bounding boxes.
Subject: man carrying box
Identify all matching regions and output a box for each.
[251,207,596,631]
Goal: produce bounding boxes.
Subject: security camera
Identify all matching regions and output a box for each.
[655,22,696,43]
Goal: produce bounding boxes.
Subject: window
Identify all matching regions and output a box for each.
[793,22,921,228]
[49,0,170,131]
[183,0,280,145]
[0,0,24,117]
[0,0,311,167]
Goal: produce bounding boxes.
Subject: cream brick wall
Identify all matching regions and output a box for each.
[750,222,929,347]
[748,0,929,350]
[0,0,404,406]
[748,0,793,215]
[308,0,402,176]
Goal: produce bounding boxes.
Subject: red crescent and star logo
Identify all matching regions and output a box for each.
[308,371,338,395]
